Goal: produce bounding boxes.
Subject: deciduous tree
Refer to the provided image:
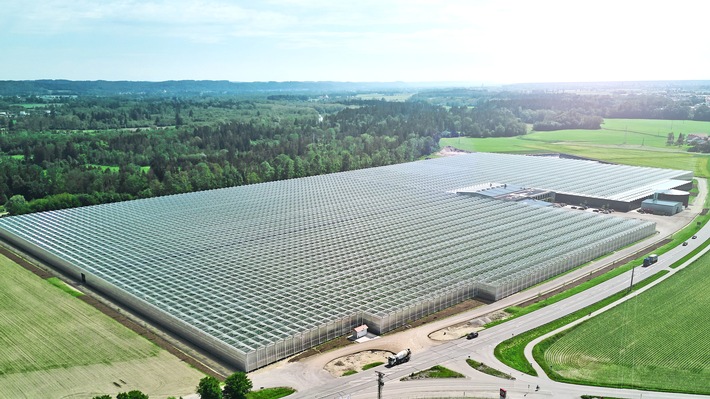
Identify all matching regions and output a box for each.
[222,372,252,399]
[196,376,222,399]
[117,391,149,399]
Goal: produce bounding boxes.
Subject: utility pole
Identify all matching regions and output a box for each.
[628,264,636,293]
[375,371,385,399]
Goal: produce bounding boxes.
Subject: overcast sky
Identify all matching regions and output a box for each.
[2,0,708,83]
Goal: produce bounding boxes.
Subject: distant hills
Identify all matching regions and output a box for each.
[1,79,708,97]
[0,80,471,96]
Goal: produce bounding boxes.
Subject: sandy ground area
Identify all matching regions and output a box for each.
[429,310,508,341]
[323,350,392,377]
[437,146,470,156]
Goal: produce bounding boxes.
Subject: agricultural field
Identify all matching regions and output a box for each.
[537,251,710,394]
[440,118,710,177]
[353,92,414,101]
[0,254,203,398]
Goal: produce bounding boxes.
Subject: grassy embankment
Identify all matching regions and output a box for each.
[247,387,296,399]
[465,359,515,380]
[401,365,465,380]
[440,118,710,177]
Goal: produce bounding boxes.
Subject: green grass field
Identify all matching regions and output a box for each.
[0,255,159,375]
[246,387,296,399]
[0,254,204,398]
[354,93,414,101]
[440,118,710,177]
[401,365,465,380]
[538,253,710,393]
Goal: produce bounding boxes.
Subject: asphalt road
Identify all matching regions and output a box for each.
[248,180,709,399]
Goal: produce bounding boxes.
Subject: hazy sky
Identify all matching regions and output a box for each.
[2,0,708,83]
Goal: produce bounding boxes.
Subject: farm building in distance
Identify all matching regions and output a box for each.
[0,153,692,371]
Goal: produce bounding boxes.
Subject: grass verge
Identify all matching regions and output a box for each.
[581,396,629,399]
[362,361,384,370]
[401,365,465,380]
[494,270,668,376]
[246,387,296,399]
[465,359,515,380]
[46,277,84,297]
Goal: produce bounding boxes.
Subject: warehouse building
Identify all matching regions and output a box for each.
[641,197,684,216]
[0,153,691,371]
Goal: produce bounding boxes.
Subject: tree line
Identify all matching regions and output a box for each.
[92,371,262,399]
[7,85,707,215]
[0,97,528,214]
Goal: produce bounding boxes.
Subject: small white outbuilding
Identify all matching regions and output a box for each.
[353,324,368,339]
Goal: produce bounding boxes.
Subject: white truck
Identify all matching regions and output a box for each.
[387,348,411,367]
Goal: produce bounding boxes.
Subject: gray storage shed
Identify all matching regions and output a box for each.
[641,198,684,215]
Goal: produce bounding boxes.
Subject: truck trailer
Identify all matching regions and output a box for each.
[387,349,411,367]
[643,254,658,267]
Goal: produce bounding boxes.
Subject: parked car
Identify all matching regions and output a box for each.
[466,331,479,339]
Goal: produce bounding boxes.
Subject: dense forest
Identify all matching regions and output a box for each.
[0,92,526,214]
[2,80,709,215]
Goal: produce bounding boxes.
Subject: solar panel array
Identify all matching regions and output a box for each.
[0,153,685,370]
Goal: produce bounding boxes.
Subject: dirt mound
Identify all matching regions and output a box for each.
[437,146,471,156]
[429,310,509,341]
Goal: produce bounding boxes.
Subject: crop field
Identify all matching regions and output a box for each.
[0,254,203,398]
[354,92,413,101]
[538,252,710,394]
[440,118,710,177]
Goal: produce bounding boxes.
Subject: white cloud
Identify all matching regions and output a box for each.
[2,0,709,81]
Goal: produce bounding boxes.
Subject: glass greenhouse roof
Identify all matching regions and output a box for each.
[0,153,681,356]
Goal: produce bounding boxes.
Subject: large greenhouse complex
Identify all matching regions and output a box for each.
[0,153,692,371]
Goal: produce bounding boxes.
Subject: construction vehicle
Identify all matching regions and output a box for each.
[387,348,411,367]
[643,254,658,267]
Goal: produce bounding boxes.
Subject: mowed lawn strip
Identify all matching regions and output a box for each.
[538,253,710,394]
[0,254,159,375]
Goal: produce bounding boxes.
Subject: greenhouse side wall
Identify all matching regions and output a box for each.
[363,284,477,335]
[476,222,657,300]
[245,313,363,371]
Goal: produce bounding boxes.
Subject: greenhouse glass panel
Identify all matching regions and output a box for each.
[0,153,688,371]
